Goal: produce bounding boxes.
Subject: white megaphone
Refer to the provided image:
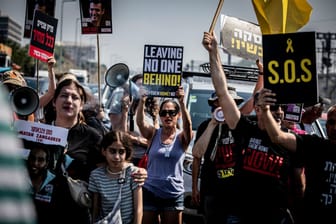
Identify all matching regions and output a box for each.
[213,107,225,122]
[9,86,40,116]
[129,81,140,99]
[105,63,129,88]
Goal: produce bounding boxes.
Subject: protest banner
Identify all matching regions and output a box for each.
[28,10,58,63]
[220,14,263,61]
[143,44,183,98]
[283,103,304,123]
[263,32,318,105]
[23,0,56,38]
[14,120,68,147]
[79,0,112,34]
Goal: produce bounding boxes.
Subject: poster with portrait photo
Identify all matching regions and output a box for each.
[79,0,113,34]
[24,0,56,38]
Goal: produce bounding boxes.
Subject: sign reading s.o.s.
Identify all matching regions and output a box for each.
[263,32,318,105]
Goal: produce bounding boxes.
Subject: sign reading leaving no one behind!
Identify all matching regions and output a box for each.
[143,44,183,98]
[263,32,318,105]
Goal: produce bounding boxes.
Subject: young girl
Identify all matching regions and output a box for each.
[89,131,142,224]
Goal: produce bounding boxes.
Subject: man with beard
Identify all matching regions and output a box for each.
[202,31,303,224]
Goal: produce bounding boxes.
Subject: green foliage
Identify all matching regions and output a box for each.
[4,40,35,76]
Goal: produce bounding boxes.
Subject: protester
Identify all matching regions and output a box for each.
[202,31,302,223]
[0,85,37,224]
[26,144,58,224]
[108,87,129,132]
[1,56,56,122]
[44,77,147,223]
[191,89,244,224]
[83,102,109,136]
[136,85,193,224]
[129,74,160,166]
[299,96,331,135]
[257,88,336,224]
[89,130,142,224]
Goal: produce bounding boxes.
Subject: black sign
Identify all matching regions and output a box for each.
[263,32,318,105]
[142,45,183,98]
[24,0,56,38]
[29,10,58,62]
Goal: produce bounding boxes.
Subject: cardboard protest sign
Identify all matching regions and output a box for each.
[14,120,68,147]
[28,10,58,63]
[79,0,112,34]
[283,103,304,123]
[24,0,56,38]
[220,15,263,61]
[263,32,318,105]
[143,45,183,98]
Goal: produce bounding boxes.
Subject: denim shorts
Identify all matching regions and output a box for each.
[142,187,184,212]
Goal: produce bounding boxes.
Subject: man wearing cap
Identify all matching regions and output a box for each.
[1,57,56,122]
[191,87,245,224]
[202,31,302,223]
[1,69,35,121]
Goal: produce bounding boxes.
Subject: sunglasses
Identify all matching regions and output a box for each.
[327,119,336,126]
[159,109,178,117]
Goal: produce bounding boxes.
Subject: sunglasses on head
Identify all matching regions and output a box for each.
[159,109,178,117]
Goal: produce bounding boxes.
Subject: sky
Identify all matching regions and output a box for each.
[0,0,335,74]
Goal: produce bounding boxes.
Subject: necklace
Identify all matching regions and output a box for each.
[106,167,122,175]
[161,130,175,158]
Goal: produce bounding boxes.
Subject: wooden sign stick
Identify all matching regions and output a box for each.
[209,0,225,33]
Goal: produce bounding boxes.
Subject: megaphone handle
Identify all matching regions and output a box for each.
[129,112,134,132]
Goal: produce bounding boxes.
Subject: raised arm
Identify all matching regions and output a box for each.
[239,59,264,115]
[257,88,297,152]
[136,89,156,140]
[39,56,56,108]
[202,32,240,129]
[176,86,193,151]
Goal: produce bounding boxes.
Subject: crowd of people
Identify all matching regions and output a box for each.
[201,31,335,224]
[0,30,334,224]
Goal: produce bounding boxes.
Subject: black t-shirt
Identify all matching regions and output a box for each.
[194,119,243,212]
[235,116,298,211]
[296,134,336,222]
[66,122,104,181]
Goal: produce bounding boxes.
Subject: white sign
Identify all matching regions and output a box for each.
[14,120,68,147]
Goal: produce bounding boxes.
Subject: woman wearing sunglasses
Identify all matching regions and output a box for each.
[136,85,193,224]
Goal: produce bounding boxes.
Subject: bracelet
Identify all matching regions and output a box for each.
[258,71,263,75]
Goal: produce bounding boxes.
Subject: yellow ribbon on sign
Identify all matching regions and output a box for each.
[286,38,294,53]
